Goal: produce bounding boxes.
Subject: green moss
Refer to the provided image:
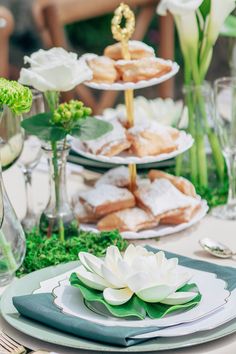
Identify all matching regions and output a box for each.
[16,228,128,277]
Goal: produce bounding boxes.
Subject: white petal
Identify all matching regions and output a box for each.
[136,284,175,303]
[76,265,109,291]
[79,252,103,276]
[101,264,126,288]
[126,272,151,293]
[19,68,54,91]
[156,251,165,266]
[103,287,133,305]
[160,291,198,305]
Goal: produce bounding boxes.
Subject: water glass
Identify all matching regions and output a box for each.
[212,77,236,219]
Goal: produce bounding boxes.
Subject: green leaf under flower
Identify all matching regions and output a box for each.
[70,273,202,320]
[21,113,113,142]
[21,112,67,142]
[73,117,113,141]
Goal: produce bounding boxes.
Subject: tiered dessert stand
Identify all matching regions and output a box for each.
[72,3,208,239]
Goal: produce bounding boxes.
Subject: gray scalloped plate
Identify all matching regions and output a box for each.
[1,261,236,352]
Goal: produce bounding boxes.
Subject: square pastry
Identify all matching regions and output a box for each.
[115,57,172,82]
[83,119,131,156]
[79,184,135,217]
[128,121,179,157]
[148,170,196,197]
[97,207,157,232]
[134,178,200,223]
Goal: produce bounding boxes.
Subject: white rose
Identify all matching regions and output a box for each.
[19,47,93,92]
[207,0,235,45]
[157,0,203,16]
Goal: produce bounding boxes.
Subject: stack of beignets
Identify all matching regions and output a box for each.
[75,166,201,233]
[85,40,172,84]
[83,119,180,158]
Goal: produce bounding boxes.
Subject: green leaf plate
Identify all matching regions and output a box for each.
[70,273,201,320]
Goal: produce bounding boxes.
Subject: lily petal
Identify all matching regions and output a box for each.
[103,287,133,305]
[160,291,198,305]
[76,265,110,291]
[101,264,126,288]
[136,284,175,303]
[126,272,151,293]
[79,252,103,277]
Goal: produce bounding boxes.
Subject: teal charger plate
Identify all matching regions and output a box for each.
[1,261,236,352]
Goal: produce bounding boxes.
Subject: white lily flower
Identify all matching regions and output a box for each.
[157,0,202,59]
[157,0,203,16]
[207,0,235,45]
[76,245,196,306]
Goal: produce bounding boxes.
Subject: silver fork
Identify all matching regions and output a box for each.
[0,332,26,354]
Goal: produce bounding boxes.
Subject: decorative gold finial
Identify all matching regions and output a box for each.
[111,3,135,43]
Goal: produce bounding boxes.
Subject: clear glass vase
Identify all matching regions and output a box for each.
[176,82,225,190]
[39,142,78,240]
[0,105,24,171]
[0,106,26,286]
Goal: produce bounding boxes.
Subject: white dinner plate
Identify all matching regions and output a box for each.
[132,289,236,339]
[71,131,193,165]
[2,262,235,352]
[52,267,229,328]
[80,198,208,240]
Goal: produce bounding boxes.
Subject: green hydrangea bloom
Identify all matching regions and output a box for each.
[0,78,32,115]
[52,100,92,127]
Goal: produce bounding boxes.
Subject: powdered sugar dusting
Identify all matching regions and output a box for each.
[80,184,134,207]
[137,179,199,216]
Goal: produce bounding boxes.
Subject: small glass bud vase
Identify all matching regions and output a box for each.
[39,142,78,240]
[0,171,26,286]
[0,105,24,170]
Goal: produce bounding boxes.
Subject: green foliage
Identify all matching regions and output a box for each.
[70,273,201,319]
[75,117,113,141]
[21,112,66,142]
[221,15,236,38]
[0,78,32,115]
[199,0,211,20]
[21,110,113,142]
[16,228,128,277]
[52,100,92,126]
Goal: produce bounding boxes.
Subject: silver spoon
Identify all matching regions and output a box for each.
[199,237,236,259]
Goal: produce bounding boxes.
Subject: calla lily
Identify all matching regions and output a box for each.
[157,0,203,15]
[76,245,195,306]
[157,1,201,60]
[207,0,235,45]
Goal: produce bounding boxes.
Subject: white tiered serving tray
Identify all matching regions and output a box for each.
[71,131,193,165]
[80,198,208,240]
[82,54,180,91]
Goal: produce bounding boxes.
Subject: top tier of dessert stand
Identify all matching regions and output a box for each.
[79,3,193,191]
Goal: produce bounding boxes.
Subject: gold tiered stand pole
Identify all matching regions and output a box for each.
[112,3,137,192]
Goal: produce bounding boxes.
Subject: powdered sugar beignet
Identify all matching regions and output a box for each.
[148,170,196,197]
[104,40,155,60]
[96,166,130,188]
[83,119,131,156]
[87,56,119,83]
[135,178,200,222]
[98,207,157,232]
[79,184,135,217]
[115,57,172,83]
[128,121,179,157]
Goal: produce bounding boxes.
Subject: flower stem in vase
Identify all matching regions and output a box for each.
[51,140,65,242]
[0,229,17,273]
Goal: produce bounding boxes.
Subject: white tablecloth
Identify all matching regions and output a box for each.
[1,164,236,354]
